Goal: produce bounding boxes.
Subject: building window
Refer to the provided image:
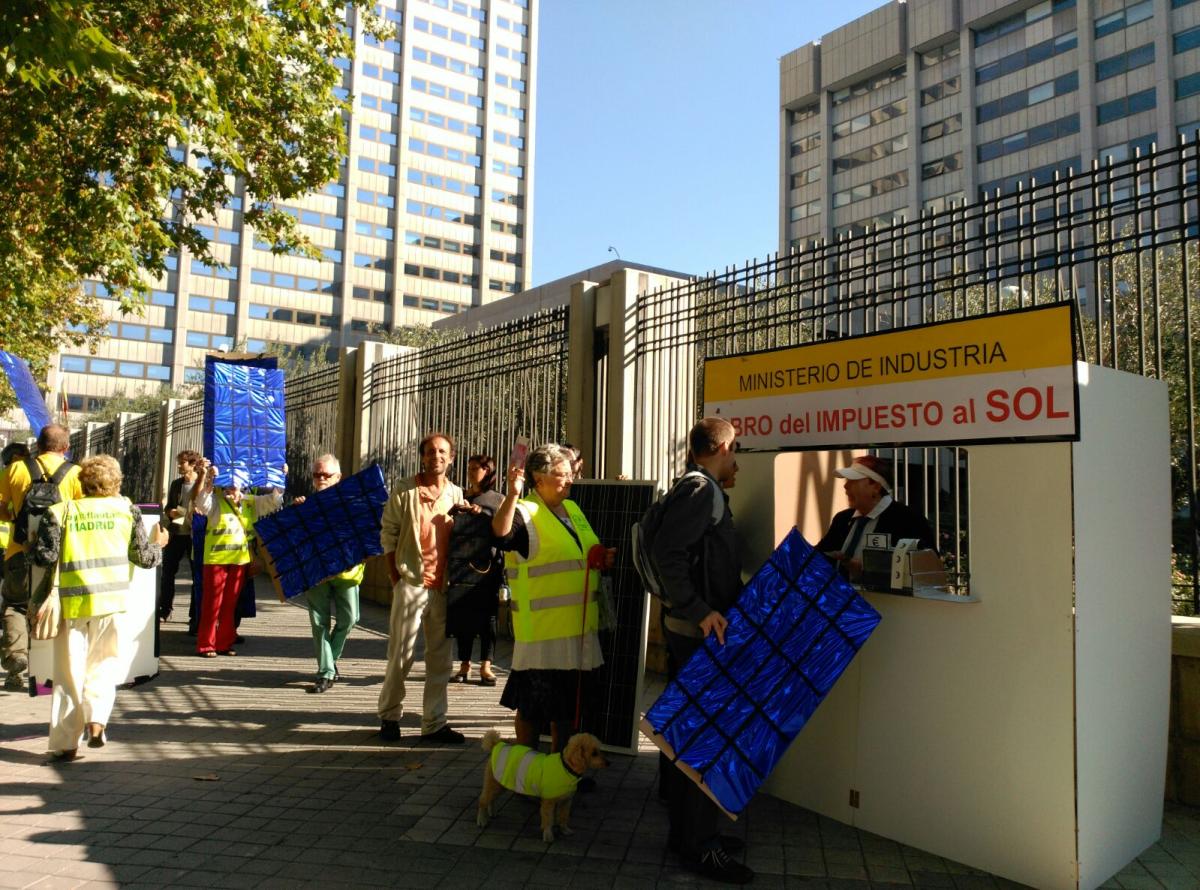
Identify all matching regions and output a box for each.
[409,106,484,139]
[831,64,906,106]
[1098,43,1154,80]
[976,72,1078,124]
[976,31,1077,85]
[922,114,962,143]
[789,199,821,221]
[975,0,1077,47]
[1175,26,1200,55]
[831,97,907,140]
[832,134,907,173]
[790,165,821,189]
[977,114,1079,162]
[832,171,908,208]
[1096,88,1156,124]
[790,133,821,155]
[1095,0,1153,39]
[920,41,960,69]
[921,75,960,106]
[789,104,818,126]
[922,153,962,180]
[978,157,1080,199]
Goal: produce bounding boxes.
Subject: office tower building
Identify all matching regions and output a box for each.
[781,0,1198,249]
[56,0,537,414]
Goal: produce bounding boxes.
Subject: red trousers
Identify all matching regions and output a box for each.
[197,563,248,654]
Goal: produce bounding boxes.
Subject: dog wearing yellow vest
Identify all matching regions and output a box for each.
[477,728,608,842]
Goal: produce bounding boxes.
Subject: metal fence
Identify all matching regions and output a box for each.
[284,364,342,499]
[120,411,160,505]
[364,307,571,490]
[87,422,115,457]
[633,138,1200,613]
[167,400,205,459]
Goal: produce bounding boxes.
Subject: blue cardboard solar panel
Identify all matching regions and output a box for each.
[0,350,53,437]
[642,528,881,818]
[203,355,286,489]
[254,464,389,600]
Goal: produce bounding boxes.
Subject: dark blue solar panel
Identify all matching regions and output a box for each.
[0,350,53,436]
[203,355,286,489]
[643,528,881,816]
[254,464,389,599]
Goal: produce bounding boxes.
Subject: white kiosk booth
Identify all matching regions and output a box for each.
[705,305,1171,890]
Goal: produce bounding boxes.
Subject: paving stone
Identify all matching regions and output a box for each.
[1,581,1189,890]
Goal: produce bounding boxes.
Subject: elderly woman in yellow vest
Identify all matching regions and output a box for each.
[492,443,616,752]
[291,454,363,694]
[192,459,283,657]
[30,455,166,761]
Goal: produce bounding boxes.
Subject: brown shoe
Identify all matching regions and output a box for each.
[86,723,106,748]
[51,749,77,762]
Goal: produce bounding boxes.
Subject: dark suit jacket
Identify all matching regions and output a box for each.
[164,476,192,537]
[816,500,936,555]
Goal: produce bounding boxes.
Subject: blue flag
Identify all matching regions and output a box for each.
[643,528,881,817]
[202,355,286,489]
[254,464,389,600]
[0,350,53,436]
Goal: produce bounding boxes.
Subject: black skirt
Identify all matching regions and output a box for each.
[499,668,596,724]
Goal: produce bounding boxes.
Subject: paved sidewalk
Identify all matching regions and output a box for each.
[1,579,1197,889]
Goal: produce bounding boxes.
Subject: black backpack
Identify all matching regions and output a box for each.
[630,470,724,606]
[13,457,75,544]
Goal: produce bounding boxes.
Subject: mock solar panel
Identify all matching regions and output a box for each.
[203,355,286,489]
[0,349,52,436]
[642,528,882,818]
[254,464,388,600]
[566,480,656,752]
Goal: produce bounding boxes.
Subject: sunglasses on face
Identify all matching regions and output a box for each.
[313,472,337,480]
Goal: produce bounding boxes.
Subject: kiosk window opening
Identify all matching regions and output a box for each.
[871,445,971,596]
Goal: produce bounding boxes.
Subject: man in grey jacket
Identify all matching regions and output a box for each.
[650,416,753,885]
[377,433,468,744]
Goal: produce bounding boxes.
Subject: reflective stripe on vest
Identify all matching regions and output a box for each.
[0,520,9,551]
[489,742,579,799]
[56,497,134,620]
[204,496,256,565]
[503,493,600,644]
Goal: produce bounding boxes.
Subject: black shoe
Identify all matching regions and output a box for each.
[683,846,754,885]
[420,725,465,745]
[380,719,401,741]
[307,677,333,694]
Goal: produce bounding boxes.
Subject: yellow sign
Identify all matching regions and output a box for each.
[703,304,1078,450]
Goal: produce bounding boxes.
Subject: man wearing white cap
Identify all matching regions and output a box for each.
[816,455,935,581]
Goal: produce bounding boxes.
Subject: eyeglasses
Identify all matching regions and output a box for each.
[313,472,336,480]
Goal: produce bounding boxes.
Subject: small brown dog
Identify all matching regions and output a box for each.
[477,728,608,842]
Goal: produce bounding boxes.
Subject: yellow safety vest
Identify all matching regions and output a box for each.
[505,492,601,645]
[333,563,366,584]
[54,496,135,620]
[0,519,9,552]
[203,496,256,565]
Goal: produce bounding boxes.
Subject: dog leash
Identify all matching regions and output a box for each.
[574,544,609,731]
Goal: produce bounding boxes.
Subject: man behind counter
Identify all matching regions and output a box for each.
[816,455,935,581]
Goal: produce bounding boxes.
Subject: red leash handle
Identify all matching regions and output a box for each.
[575,544,610,731]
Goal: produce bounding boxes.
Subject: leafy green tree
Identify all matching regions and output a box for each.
[0,0,377,409]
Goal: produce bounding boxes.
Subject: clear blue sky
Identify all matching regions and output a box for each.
[530,0,885,285]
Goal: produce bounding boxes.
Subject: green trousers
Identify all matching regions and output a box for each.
[306,578,360,679]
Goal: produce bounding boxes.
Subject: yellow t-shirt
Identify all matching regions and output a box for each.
[0,454,84,559]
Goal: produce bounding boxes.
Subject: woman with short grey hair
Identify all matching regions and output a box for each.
[492,443,615,752]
